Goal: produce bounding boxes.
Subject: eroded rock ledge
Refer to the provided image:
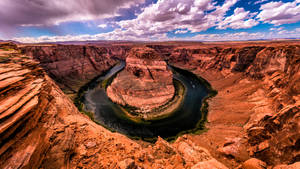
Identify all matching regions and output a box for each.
[107,47,175,113]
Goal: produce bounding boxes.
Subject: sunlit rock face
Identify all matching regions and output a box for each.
[107,47,175,113]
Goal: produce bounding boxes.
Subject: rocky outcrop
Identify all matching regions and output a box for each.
[107,47,175,113]
[244,46,300,165]
[149,43,300,167]
[241,158,267,169]
[0,50,49,168]
[21,45,130,97]
[247,106,300,165]
[273,162,300,169]
[0,42,18,50]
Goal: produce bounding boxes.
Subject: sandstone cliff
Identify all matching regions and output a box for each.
[21,45,130,97]
[0,46,227,169]
[2,42,299,168]
[153,44,300,166]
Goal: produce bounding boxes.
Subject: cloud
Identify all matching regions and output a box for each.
[13,27,300,43]
[257,0,300,25]
[104,0,239,39]
[174,30,189,34]
[267,27,300,36]
[183,30,300,41]
[13,33,177,43]
[254,0,268,5]
[217,8,259,29]
[270,27,284,31]
[0,0,145,33]
[189,32,265,41]
[6,0,300,42]
[98,24,107,28]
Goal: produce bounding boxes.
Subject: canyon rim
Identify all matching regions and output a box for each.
[1,0,300,168]
[1,40,300,169]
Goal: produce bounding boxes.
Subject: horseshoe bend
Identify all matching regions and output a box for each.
[0,41,300,169]
[106,47,176,115]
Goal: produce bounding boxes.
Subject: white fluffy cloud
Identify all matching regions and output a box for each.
[257,0,300,25]
[93,0,240,40]
[174,30,189,34]
[217,8,259,29]
[254,0,268,5]
[98,24,107,28]
[270,27,284,31]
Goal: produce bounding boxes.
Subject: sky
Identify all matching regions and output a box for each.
[1,0,300,43]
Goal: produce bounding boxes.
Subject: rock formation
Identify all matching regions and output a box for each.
[158,43,300,167]
[21,45,130,98]
[0,42,17,50]
[1,41,299,168]
[107,47,175,113]
[0,46,226,169]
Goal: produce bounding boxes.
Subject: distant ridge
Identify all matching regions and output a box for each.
[0,40,21,44]
[1,38,299,46]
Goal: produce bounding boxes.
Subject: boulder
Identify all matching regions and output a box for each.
[242,158,267,169]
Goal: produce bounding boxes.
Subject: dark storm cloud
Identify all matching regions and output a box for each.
[0,0,144,36]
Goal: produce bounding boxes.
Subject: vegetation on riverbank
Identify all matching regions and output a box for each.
[74,63,217,143]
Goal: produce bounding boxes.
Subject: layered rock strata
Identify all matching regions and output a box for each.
[0,49,48,168]
[0,47,227,169]
[8,42,300,168]
[21,45,130,98]
[107,47,175,113]
[156,44,300,167]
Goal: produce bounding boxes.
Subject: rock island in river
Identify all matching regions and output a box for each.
[107,47,182,120]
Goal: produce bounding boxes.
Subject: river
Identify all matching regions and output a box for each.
[81,62,210,141]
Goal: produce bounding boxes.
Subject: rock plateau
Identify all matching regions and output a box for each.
[107,47,175,113]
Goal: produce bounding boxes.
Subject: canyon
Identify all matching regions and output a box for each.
[0,41,299,168]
